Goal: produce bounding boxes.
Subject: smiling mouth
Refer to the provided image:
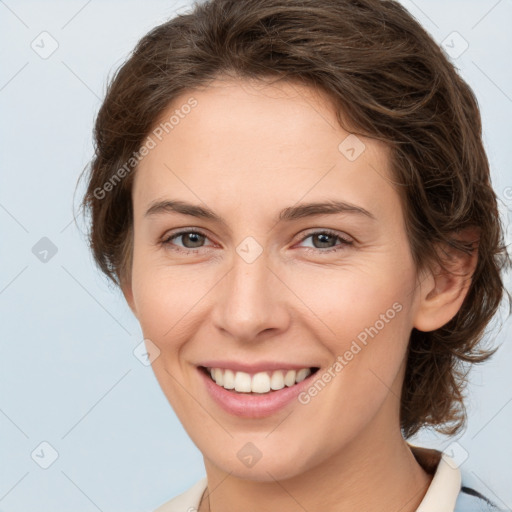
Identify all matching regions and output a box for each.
[199,366,320,394]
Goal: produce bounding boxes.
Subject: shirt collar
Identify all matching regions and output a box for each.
[409,443,462,512]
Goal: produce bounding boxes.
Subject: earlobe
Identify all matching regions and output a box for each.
[412,227,479,333]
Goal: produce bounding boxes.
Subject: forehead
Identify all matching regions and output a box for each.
[133,78,398,224]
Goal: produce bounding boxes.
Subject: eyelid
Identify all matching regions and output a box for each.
[161,228,214,246]
[295,227,353,244]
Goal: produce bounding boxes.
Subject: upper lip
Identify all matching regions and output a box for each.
[198,360,319,374]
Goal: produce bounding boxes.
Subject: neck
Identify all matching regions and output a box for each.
[200,417,433,512]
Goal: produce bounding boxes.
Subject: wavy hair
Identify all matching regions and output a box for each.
[80,0,511,437]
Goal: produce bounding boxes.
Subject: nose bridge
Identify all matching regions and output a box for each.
[212,242,288,340]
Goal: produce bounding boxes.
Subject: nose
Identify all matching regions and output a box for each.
[211,247,290,342]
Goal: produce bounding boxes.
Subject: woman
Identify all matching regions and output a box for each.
[81,0,510,510]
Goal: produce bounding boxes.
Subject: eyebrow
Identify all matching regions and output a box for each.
[144,199,376,223]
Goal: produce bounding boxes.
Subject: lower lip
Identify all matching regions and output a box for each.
[198,367,317,418]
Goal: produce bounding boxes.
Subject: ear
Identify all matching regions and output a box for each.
[413,226,479,332]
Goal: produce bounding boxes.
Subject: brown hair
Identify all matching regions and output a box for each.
[80,0,511,438]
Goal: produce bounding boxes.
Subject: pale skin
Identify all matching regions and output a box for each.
[122,77,478,512]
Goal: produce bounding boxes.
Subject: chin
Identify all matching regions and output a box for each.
[202,440,319,482]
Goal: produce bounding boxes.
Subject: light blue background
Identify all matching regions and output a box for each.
[1,1,511,511]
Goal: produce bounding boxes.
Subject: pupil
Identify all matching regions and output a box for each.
[184,233,204,248]
[315,233,333,248]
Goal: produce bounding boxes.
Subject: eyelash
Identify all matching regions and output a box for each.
[160,228,353,255]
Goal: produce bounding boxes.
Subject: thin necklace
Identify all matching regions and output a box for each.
[199,487,210,512]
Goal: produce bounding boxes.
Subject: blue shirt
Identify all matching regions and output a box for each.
[455,470,508,511]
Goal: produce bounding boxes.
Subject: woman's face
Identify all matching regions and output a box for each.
[125,78,424,480]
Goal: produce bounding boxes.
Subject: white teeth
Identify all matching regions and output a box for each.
[213,368,224,386]
[223,369,235,390]
[295,368,311,383]
[234,371,252,392]
[270,370,285,390]
[284,370,297,387]
[206,367,313,394]
[251,372,271,393]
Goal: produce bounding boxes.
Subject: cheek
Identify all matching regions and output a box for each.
[132,272,195,351]
[288,258,414,398]
[130,258,229,371]
[130,240,194,326]
[290,259,412,342]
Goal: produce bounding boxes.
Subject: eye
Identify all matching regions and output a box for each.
[296,229,353,253]
[161,229,214,254]
[160,228,353,255]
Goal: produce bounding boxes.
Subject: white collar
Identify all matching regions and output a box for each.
[153,476,207,511]
[410,443,462,512]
